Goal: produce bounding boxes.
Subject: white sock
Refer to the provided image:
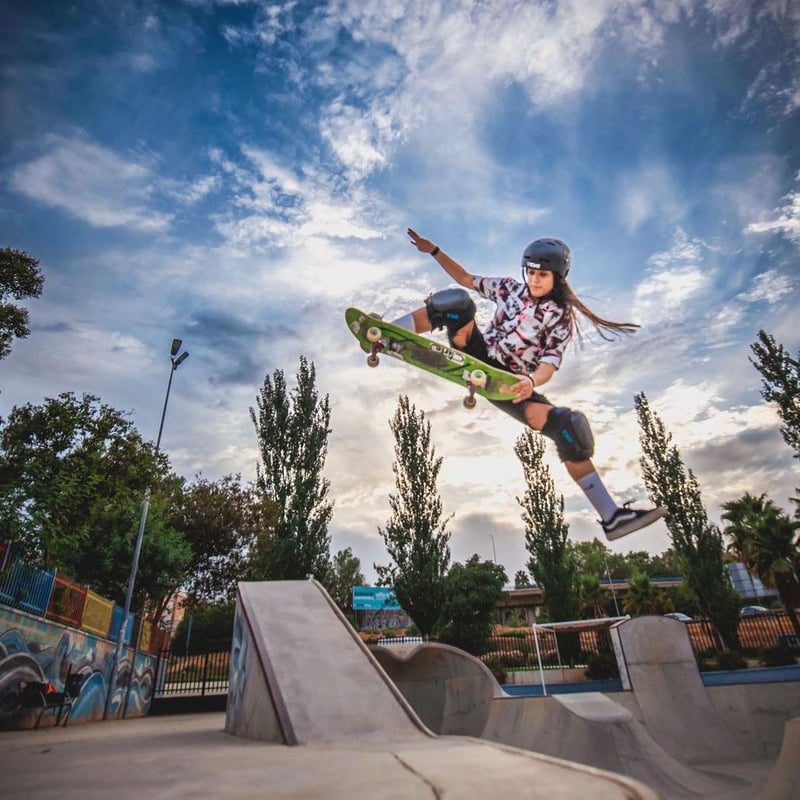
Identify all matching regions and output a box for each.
[576,471,618,522]
[392,313,416,332]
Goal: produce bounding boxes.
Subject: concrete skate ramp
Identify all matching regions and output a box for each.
[225,580,430,744]
[375,637,753,798]
[483,692,743,798]
[372,640,505,736]
[616,617,751,764]
[756,717,800,800]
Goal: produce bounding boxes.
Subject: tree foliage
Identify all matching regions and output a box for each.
[622,573,673,616]
[439,554,507,654]
[170,474,277,605]
[634,392,740,648]
[250,356,333,581]
[750,330,800,459]
[324,547,366,618]
[376,395,451,638]
[171,600,235,655]
[0,247,44,361]
[514,429,580,623]
[0,392,189,607]
[721,492,800,634]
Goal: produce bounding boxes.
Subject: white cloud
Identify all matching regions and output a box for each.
[745,191,800,244]
[633,229,710,322]
[11,134,173,232]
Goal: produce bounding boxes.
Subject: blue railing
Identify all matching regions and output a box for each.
[0,558,56,616]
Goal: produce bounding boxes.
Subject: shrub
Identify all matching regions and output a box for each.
[760,647,797,668]
[483,656,507,685]
[584,652,619,680]
[715,650,748,671]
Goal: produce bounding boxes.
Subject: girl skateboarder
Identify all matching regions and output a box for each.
[394,228,665,541]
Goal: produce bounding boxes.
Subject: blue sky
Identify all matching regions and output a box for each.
[1,0,799,583]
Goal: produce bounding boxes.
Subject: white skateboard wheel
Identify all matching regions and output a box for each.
[366,326,382,343]
[469,369,487,388]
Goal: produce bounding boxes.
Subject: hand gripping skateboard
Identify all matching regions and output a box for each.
[345,307,519,409]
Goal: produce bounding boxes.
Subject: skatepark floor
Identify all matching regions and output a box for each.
[0,712,666,800]
[0,712,784,800]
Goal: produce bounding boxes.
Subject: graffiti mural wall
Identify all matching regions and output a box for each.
[0,606,156,729]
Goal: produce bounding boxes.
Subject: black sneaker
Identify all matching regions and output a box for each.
[601,503,667,541]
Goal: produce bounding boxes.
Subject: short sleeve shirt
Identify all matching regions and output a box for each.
[473,275,573,373]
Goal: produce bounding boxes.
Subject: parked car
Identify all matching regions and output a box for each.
[739,605,771,617]
[663,612,693,622]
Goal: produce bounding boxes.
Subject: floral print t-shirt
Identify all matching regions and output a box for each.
[473,275,573,374]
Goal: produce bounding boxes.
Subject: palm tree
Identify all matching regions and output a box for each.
[623,573,671,616]
[721,493,800,637]
[577,574,611,619]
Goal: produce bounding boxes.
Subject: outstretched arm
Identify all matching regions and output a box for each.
[408,228,475,289]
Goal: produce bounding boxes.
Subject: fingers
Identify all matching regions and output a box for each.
[511,378,533,404]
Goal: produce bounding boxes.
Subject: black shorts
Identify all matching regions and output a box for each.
[457,326,551,427]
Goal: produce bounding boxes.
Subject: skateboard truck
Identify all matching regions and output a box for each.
[462,368,487,409]
[365,325,383,367]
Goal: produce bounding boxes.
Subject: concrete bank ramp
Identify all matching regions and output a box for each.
[615,617,752,765]
[756,717,800,800]
[374,642,735,798]
[483,692,738,799]
[224,580,427,744]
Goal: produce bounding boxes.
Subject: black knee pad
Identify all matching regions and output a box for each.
[425,288,476,337]
[541,407,595,461]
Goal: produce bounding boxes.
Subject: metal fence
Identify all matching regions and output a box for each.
[147,613,799,698]
[0,551,164,654]
[153,650,230,697]
[686,611,799,653]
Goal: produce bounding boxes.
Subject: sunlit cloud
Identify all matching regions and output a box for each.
[11,134,173,231]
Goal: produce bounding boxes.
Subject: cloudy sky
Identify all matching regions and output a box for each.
[1,0,798,584]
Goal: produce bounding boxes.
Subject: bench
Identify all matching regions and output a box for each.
[18,671,87,728]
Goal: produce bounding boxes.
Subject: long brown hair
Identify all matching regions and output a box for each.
[552,275,639,341]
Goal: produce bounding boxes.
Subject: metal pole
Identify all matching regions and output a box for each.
[103,342,188,720]
[489,534,497,562]
[605,556,621,617]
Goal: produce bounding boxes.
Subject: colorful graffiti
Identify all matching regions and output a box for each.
[0,607,155,729]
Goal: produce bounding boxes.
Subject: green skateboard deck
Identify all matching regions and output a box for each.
[345,307,520,408]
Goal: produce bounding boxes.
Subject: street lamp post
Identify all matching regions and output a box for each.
[489,534,497,563]
[103,339,189,720]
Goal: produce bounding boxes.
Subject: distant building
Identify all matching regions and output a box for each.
[726,562,779,601]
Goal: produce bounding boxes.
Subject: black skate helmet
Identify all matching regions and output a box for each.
[521,238,571,279]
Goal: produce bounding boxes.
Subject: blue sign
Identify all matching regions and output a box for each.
[352,586,402,611]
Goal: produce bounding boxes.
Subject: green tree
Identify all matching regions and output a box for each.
[0,392,189,607]
[324,547,366,619]
[0,247,44,361]
[375,395,451,638]
[439,554,507,654]
[250,356,333,581]
[750,330,800,458]
[622,573,673,616]
[514,569,532,588]
[170,474,278,605]
[577,574,612,619]
[721,493,800,634]
[515,429,580,623]
[171,600,236,655]
[634,392,740,649]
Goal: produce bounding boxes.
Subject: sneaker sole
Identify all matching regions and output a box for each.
[605,507,667,541]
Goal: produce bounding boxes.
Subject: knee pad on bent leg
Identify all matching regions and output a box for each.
[541,407,595,461]
[425,288,476,337]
